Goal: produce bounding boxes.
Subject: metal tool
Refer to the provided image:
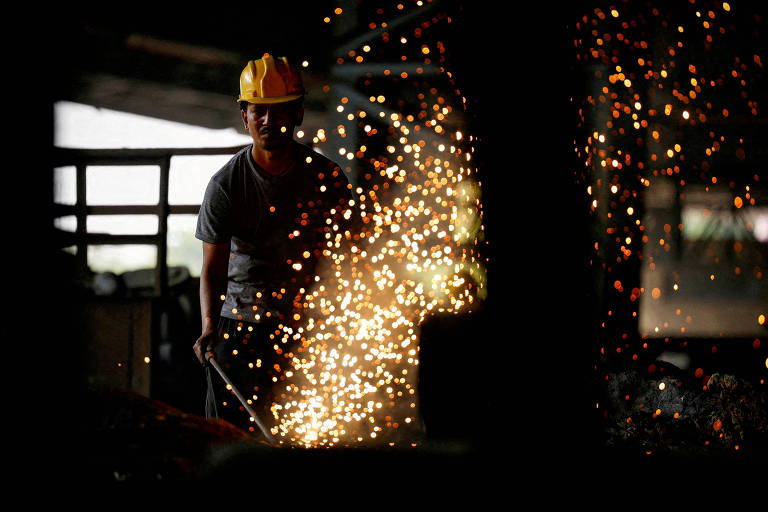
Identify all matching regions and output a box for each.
[205,351,276,444]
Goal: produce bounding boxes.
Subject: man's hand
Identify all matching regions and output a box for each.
[193,329,218,365]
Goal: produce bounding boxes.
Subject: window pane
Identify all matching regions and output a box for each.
[170,155,234,205]
[87,166,159,205]
[54,166,76,205]
[87,215,158,235]
[55,215,77,232]
[756,212,768,242]
[682,207,767,241]
[639,180,767,338]
[87,245,157,274]
[168,214,203,277]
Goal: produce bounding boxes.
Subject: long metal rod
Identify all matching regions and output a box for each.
[205,352,276,444]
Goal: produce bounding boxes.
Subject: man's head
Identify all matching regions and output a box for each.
[238,55,305,150]
[241,98,304,150]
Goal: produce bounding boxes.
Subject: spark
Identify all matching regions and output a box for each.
[574,1,765,455]
[241,4,489,448]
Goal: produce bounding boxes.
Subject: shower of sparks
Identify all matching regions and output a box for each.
[574,1,765,333]
[572,1,766,450]
[263,1,486,447]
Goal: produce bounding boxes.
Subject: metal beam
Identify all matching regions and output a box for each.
[156,156,171,297]
[331,62,442,80]
[53,145,249,167]
[53,204,201,217]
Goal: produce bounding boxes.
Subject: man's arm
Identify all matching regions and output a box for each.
[193,241,230,364]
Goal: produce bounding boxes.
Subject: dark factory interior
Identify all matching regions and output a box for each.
[9,0,766,485]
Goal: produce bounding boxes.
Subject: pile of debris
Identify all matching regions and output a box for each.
[601,360,768,457]
[76,385,268,481]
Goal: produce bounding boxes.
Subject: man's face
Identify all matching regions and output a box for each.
[242,101,303,150]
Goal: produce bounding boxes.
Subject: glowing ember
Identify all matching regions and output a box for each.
[572,1,767,454]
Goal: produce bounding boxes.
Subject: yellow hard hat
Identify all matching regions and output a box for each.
[237,54,304,104]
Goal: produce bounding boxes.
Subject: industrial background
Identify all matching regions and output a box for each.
[9,0,766,483]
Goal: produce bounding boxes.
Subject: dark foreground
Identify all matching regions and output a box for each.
[64,384,766,486]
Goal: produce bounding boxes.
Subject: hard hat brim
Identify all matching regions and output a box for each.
[237,93,304,104]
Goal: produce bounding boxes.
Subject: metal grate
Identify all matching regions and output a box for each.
[52,145,248,297]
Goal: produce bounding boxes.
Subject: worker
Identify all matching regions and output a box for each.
[192,55,351,436]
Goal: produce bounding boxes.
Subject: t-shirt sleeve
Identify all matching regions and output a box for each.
[196,179,233,244]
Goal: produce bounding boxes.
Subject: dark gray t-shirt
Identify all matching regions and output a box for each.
[195,142,350,322]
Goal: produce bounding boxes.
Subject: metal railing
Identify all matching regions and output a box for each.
[52,144,248,297]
